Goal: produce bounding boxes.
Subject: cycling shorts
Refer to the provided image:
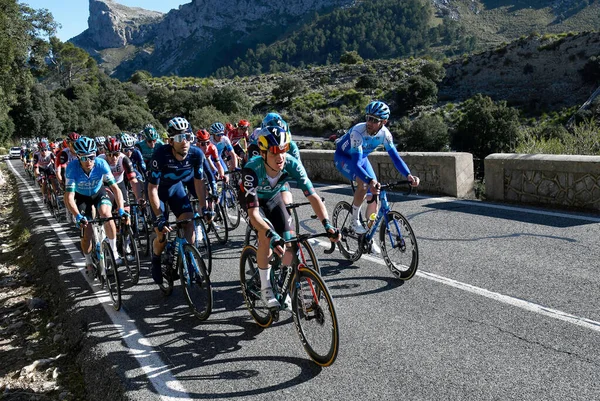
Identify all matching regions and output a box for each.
[258,192,294,241]
[75,187,112,218]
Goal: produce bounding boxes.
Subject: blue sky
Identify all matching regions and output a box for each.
[20,1,187,41]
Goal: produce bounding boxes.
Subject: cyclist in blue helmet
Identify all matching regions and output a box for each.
[334,101,420,251]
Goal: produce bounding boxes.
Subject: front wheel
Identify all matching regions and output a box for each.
[121,226,141,285]
[239,246,273,328]
[292,267,339,366]
[332,201,362,262]
[210,204,229,245]
[179,244,213,320]
[379,211,419,280]
[194,218,212,275]
[222,184,241,230]
[101,241,121,311]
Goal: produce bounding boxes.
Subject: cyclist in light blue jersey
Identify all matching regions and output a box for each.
[335,101,419,239]
[64,136,129,278]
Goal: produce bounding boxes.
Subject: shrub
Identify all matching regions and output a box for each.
[580,56,600,84]
[272,76,307,103]
[355,74,380,89]
[403,114,450,151]
[395,75,438,115]
[340,51,363,65]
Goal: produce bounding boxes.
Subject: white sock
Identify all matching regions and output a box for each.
[84,253,92,265]
[259,267,272,290]
[108,237,119,257]
[352,204,362,220]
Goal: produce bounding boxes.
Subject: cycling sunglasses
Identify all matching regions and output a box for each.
[171,133,194,143]
[268,143,290,155]
[198,141,210,146]
[79,154,96,162]
[123,147,134,152]
[365,115,383,123]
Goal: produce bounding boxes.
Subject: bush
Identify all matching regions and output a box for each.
[189,105,229,130]
[395,75,438,115]
[129,70,152,84]
[212,86,252,115]
[580,56,600,84]
[272,77,307,103]
[340,51,363,65]
[420,61,445,83]
[403,114,450,151]
[355,74,380,89]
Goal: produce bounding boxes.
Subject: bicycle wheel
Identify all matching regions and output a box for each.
[298,239,320,276]
[332,201,362,262]
[179,244,213,320]
[136,210,151,257]
[244,224,258,247]
[211,204,229,245]
[101,241,122,311]
[194,218,212,275]
[380,211,419,280]
[121,226,141,285]
[239,246,273,328]
[289,207,300,234]
[292,267,339,366]
[223,184,241,230]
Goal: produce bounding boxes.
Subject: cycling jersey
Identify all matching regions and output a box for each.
[127,147,146,174]
[135,139,164,164]
[148,144,213,188]
[65,158,116,197]
[33,151,56,170]
[211,135,234,156]
[241,154,315,208]
[335,122,410,183]
[228,128,248,146]
[57,148,77,168]
[97,153,136,184]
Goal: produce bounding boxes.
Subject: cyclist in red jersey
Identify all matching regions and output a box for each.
[196,129,225,181]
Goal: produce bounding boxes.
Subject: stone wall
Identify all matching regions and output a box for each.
[485,153,600,211]
[299,150,475,198]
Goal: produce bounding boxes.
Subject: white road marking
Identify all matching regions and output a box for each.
[7,161,191,400]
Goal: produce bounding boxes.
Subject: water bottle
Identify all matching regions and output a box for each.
[367,213,377,229]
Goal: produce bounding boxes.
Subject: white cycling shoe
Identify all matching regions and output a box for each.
[351,219,367,234]
[261,287,280,309]
[370,241,381,254]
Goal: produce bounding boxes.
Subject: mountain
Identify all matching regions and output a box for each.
[70,0,600,79]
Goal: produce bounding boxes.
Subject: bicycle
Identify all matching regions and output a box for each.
[239,232,339,366]
[84,216,122,311]
[216,174,241,230]
[114,213,141,285]
[189,198,213,274]
[331,180,419,280]
[155,217,213,321]
[129,200,151,257]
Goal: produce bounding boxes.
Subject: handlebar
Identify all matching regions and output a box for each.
[379,180,415,195]
[272,231,338,254]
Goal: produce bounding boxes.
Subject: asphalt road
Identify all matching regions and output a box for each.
[7,159,600,401]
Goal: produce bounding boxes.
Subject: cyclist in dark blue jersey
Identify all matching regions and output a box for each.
[64,136,129,278]
[147,117,215,285]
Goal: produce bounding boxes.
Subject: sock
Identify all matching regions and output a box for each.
[259,266,272,290]
[108,237,118,257]
[352,204,362,220]
[84,253,92,265]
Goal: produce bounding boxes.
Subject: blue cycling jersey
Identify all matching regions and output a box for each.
[148,144,214,187]
[335,122,410,183]
[135,139,164,164]
[128,147,146,174]
[65,158,116,196]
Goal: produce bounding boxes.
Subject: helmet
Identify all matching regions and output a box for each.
[196,129,210,141]
[115,132,127,142]
[121,133,136,148]
[106,137,121,153]
[225,123,234,132]
[143,123,155,130]
[73,137,97,155]
[166,117,190,136]
[94,136,106,147]
[261,112,285,129]
[209,122,225,135]
[238,119,250,128]
[49,142,57,150]
[67,132,80,142]
[160,131,169,140]
[144,125,159,141]
[365,101,390,120]
[38,141,49,151]
[257,126,291,152]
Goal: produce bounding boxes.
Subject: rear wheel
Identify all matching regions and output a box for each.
[239,246,273,328]
[292,267,339,366]
[121,227,141,285]
[179,244,212,320]
[380,211,419,280]
[194,218,212,275]
[223,184,241,230]
[210,204,229,245]
[331,201,362,262]
[102,241,121,311]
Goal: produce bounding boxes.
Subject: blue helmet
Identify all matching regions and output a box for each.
[261,112,287,130]
[144,125,159,140]
[258,126,291,152]
[73,136,97,155]
[365,101,390,120]
[209,122,225,135]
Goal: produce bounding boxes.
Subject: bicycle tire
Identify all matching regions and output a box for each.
[137,210,151,257]
[332,201,362,262]
[298,239,320,276]
[290,207,300,235]
[379,211,419,280]
[292,267,339,366]
[194,218,212,275]
[121,226,141,285]
[223,184,241,230]
[239,245,273,328]
[211,204,229,245]
[101,241,122,311]
[244,224,257,247]
[179,243,213,320]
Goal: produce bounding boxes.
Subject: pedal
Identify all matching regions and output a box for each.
[270,309,280,322]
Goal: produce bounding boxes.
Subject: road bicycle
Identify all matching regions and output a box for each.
[128,200,151,257]
[216,174,241,230]
[331,180,419,280]
[113,213,141,285]
[239,232,339,366]
[189,198,213,274]
[155,217,213,321]
[84,216,122,311]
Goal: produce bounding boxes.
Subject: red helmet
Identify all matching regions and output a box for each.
[196,129,210,141]
[238,119,250,128]
[225,123,234,132]
[49,142,57,150]
[38,141,49,151]
[62,139,69,148]
[67,132,80,142]
[105,137,121,152]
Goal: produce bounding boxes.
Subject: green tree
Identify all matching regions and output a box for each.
[272,76,307,103]
[47,37,98,88]
[129,70,152,84]
[395,75,438,115]
[403,114,449,151]
[212,86,252,115]
[340,50,363,65]
[452,94,521,159]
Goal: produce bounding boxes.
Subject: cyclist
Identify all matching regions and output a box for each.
[56,132,80,189]
[196,129,225,181]
[209,122,238,172]
[228,119,250,163]
[63,137,129,277]
[248,113,302,165]
[334,101,420,241]
[147,117,215,285]
[120,133,146,178]
[135,124,164,166]
[98,137,144,211]
[94,136,107,155]
[240,126,339,308]
[33,140,57,203]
